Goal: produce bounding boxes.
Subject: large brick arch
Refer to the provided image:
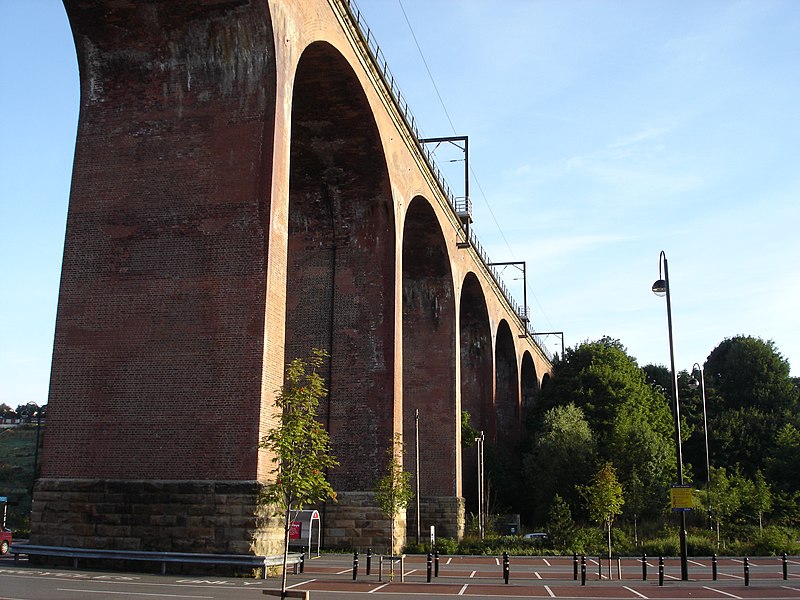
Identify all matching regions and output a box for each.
[284,41,395,493]
[402,196,460,535]
[494,320,520,443]
[521,350,539,424]
[459,272,493,513]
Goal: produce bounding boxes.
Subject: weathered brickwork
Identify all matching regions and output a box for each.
[36,0,553,558]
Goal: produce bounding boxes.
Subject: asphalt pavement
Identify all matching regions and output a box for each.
[2,551,799,600]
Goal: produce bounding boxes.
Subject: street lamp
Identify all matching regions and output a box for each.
[652,251,689,581]
[690,364,713,530]
[475,431,485,539]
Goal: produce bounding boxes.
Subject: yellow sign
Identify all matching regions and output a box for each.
[670,486,693,510]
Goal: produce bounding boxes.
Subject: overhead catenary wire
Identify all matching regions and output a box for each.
[397,0,556,335]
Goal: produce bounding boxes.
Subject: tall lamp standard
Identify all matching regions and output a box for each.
[652,251,689,581]
[690,363,712,530]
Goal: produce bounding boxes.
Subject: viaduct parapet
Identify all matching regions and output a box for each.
[34,0,553,555]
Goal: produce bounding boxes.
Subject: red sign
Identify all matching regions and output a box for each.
[289,521,301,540]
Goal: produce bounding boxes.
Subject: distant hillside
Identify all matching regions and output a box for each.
[0,426,41,534]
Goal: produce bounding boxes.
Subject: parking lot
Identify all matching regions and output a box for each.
[2,551,799,599]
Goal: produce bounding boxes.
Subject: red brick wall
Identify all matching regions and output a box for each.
[43,1,277,481]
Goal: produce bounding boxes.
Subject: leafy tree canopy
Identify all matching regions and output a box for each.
[539,336,673,455]
[705,335,797,413]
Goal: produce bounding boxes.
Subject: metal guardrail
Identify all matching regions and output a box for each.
[338,0,552,361]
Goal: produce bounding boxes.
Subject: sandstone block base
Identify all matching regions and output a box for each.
[31,479,284,558]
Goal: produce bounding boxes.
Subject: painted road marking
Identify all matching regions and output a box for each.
[58,590,211,598]
[543,558,552,566]
[469,571,476,578]
[703,586,742,599]
[545,584,556,597]
[457,583,468,595]
[624,585,648,598]
[689,559,705,566]
[535,571,542,579]
[367,583,389,593]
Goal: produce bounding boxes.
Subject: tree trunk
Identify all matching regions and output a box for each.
[281,505,291,599]
[389,514,395,580]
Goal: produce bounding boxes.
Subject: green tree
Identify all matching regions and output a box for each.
[766,423,800,496]
[260,349,338,596]
[741,470,772,533]
[546,494,575,550]
[375,434,414,560]
[523,403,595,522]
[537,338,673,457]
[461,411,479,448]
[611,404,674,521]
[579,462,624,574]
[707,466,742,545]
[704,336,798,476]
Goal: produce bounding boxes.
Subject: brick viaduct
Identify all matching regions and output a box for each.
[34,0,553,555]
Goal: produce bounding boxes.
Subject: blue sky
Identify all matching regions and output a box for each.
[2,1,799,408]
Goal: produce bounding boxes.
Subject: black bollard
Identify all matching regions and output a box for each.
[642,552,647,581]
[712,553,718,581]
[744,557,750,587]
[435,548,440,577]
[573,552,578,581]
[503,552,510,584]
[658,556,664,586]
[581,555,586,586]
[352,550,359,581]
[366,548,372,575]
[427,553,432,583]
[783,553,788,580]
[299,549,305,574]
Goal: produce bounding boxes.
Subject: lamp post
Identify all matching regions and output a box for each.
[690,364,712,530]
[475,431,485,539]
[415,408,421,545]
[652,251,689,581]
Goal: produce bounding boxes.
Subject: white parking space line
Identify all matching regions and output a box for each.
[703,585,742,599]
[543,558,551,566]
[624,585,648,598]
[367,583,389,593]
[544,584,556,597]
[457,583,468,595]
[58,590,212,598]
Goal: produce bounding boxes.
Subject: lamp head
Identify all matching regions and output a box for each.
[652,279,667,297]
[689,377,700,390]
